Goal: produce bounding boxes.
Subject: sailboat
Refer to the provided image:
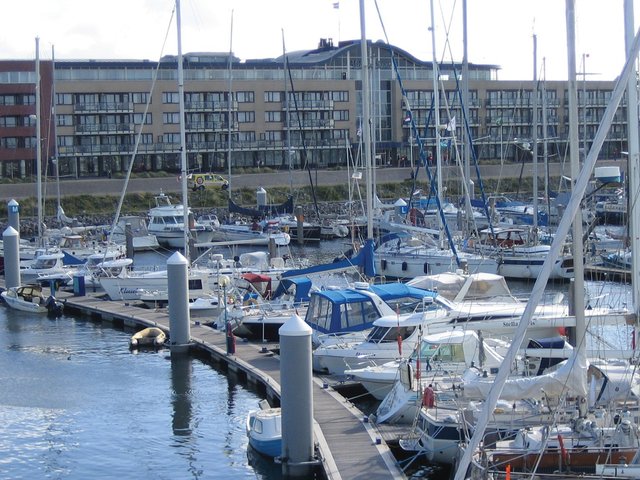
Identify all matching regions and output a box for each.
[452,3,640,479]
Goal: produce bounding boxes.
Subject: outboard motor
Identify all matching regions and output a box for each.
[45,296,63,317]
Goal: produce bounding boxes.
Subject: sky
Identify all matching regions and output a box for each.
[0,0,637,81]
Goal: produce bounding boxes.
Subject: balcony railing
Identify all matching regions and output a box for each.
[73,102,133,113]
[75,123,134,134]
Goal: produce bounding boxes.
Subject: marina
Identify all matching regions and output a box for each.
[3,1,640,479]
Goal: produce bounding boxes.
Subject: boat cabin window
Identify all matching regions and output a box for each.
[34,258,58,268]
[427,421,460,440]
[366,325,416,343]
[305,295,379,332]
[187,278,203,290]
[341,301,379,330]
[387,296,432,314]
[305,295,332,330]
[252,419,263,434]
[428,343,465,363]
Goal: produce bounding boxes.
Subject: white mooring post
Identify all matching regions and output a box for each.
[167,251,190,354]
[3,226,21,289]
[7,199,20,232]
[279,314,315,478]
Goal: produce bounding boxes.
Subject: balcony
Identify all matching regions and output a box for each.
[75,123,134,134]
[74,102,133,113]
[185,100,237,112]
[186,121,238,132]
[284,99,334,111]
[284,119,335,130]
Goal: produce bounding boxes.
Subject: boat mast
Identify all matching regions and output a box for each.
[176,0,189,259]
[542,58,552,220]
[359,0,374,240]
[532,34,539,232]
[227,10,234,200]
[430,0,444,244]
[624,0,640,340]
[282,30,293,195]
[461,0,474,234]
[566,0,586,355]
[35,37,43,246]
[51,45,61,219]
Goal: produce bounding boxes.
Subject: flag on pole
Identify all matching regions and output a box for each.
[333,2,339,9]
[445,115,456,132]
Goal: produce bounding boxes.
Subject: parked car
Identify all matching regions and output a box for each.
[187,173,229,191]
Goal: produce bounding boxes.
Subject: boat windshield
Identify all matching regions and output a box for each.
[366,325,417,344]
[385,296,433,315]
[413,341,466,363]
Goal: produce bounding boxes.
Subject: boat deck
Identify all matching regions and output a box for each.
[55,290,405,480]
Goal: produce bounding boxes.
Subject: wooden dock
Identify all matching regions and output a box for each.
[59,291,406,480]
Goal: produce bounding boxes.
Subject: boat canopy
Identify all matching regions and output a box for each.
[271,277,312,304]
[305,282,436,336]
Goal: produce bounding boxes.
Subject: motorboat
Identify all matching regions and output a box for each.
[1,284,63,315]
[463,226,574,280]
[99,267,212,301]
[227,276,312,341]
[246,401,281,459]
[306,281,437,348]
[129,327,167,348]
[208,220,290,246]
[20,251,69,285]
[109,215,160,252]
[345,330,511,401]
[147,192,214,248]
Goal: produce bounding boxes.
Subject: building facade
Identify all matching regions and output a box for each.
[0,38,624,181]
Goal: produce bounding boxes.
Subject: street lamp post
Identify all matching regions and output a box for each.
[219,275,235,355]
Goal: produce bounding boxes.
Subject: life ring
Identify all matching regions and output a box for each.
[196,177,204,185]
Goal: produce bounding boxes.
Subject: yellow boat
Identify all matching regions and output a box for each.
[129,327,166,348]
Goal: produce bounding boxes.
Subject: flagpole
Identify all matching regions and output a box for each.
[334,2,341,44]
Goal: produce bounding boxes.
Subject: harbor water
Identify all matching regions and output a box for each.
[0,306,284,479]
[0,238,634,479]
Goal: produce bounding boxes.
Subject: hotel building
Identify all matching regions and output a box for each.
[0,38,623,180]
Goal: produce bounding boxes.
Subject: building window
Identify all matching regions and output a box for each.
[57,114,73,127]
[331,91,349,102]
[333,110,349,121]
[58,136,74,147]
[0,95,15,106]
[238,131,256,142]
[237,111,255,123]
[0,71,36,84]
[76,93,98,105]
[163,112,180,124]
[236,91,254,103]
[132,92,150,104]
[56,93,73,105]
[264,91,284,102]
[163,133,180,143]
[134,113,152,124]
[0,116,17,127]
[265,131,282,141]
[265,111,282,122]
[163,92,179,104]
[1,137,18,148]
